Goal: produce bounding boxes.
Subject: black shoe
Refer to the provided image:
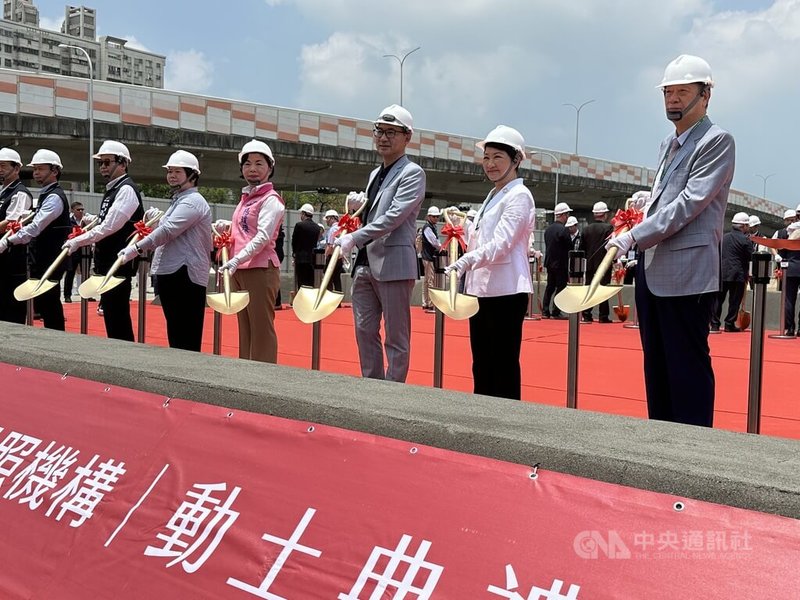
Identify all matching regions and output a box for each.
[724,324,741,333]
[581,316,593,323]
[710,325,720,332]
[553,313,568,320]
[541,311,551,319]
[598,317,613,324]
[785,329,795,337]
[63,297,72,303]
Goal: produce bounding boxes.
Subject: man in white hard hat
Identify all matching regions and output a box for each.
[711,212,753,332]
[605,54,735,427]
[771,209,796,265]
[577,201,614,323]
[566,215,580,249]
[420,205,443,311]
[62,141,144,341]
[541,202,572,318]
[119,150,212,351]
[334,104,426,382]
[322,208,343,292]
[1,149,70,330]
[747,215,767,253]
[0,148,33,324]
[291,202,321,290]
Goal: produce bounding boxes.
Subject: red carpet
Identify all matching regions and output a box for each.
[56,301,800,440]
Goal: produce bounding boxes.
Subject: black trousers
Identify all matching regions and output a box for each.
[711,280,745,328]
[582,266,611,320]
[636,260,715,427]
[784,276,800,332]
[34,285,65,331]
[100,276,134,341]
[542,267,567,316]
[0,270,27,324]
[325,258,343,292]
[295,262,314,289]
[156,266,206,352]
[469,293,529,400]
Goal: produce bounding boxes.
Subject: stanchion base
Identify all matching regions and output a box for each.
[709,330,722,335]
[767,333,795,340]
[622,323,639,329]
[524,315,542,321]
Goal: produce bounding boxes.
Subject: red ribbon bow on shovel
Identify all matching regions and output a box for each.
[441,223,467,252]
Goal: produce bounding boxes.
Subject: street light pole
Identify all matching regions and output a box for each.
[755,173,776,199]
[531,151,561,206]
[59,44,94,192]
[563,99,595,155]
[383,46,421,106]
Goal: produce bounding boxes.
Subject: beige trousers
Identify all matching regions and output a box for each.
[232,266,281,363]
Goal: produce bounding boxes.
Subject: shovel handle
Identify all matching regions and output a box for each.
[584,225,630,301]
[313,246,341,310]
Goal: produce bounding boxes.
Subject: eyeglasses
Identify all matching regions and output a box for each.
[74,207,84,212]
[95,159,114,167]
[373,127,402,140]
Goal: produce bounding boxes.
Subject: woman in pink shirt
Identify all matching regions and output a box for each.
[218,140,285,363]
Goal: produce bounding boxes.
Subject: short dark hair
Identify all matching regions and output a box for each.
[70,201,84,209]
[484,142,521,164]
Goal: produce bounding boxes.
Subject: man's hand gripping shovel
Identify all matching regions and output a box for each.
[14,216,100,301]
[78,211,164,299]
[206,224,250,315]
[429,207,479,320]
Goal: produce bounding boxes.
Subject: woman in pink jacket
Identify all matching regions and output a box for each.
[219,140,285,363]
[447,126,536,399]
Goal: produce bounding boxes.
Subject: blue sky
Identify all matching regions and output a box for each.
[34,0,798,209]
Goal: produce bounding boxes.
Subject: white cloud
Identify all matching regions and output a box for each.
[38,15,63,32]
[120,35,151,53]
[165,50,214,94]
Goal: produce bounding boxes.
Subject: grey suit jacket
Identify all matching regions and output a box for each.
[631,117,735,297]
[351,155,426,281]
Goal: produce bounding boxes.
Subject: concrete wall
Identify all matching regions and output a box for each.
[0,322,797,519]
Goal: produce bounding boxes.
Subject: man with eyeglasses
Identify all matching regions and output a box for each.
[62,141,144,341]
[335,105,426,382]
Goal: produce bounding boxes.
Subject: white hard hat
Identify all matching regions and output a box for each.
[28,149,63,168]
[731,212,749,225]
[0,147,22,165]
[554,202,572,215]
[565,216,578,227]
[467,209,478,218]
[163,150,200,174]
[427,206,441,217]
[299,203,315,215]
[238,139,275,165]
[783,209,797,219]
[748,215,761,228]
[375,104,413,133]
[658,54,714,88]
[324,209,339,218]
[476,125,526,160]
[93,140,131,162]
[592,201,609,213]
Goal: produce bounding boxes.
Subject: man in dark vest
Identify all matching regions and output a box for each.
[420,205,442,311]
[0,149,70,330]
[0,147,33,324]
[711,212,753,332]
[579,201,615,323]
[541,202,573,319]
[291,203,321,289]
[62,141,144,341]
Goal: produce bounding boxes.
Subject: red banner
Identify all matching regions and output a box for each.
[0,362,798,599]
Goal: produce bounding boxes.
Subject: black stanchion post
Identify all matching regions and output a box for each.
[747,253,770,434]
[311,248,326,371]
[212,266,222,356]
[80,247,91,334]
[136,253,149,343]
[432,253,447,388]
[566,250,585,409]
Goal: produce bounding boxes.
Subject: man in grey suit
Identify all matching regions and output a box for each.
[335,105,426,382]
[607,55,735,427]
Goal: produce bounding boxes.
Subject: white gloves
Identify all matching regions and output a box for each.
[144,207,161,222]
[214,219,232,233]
[531,249,543,261]
[220,256,240,274]
[118,245,139,264]
[62,238,81,255]
[0,238,8,254]
[444,255,472,276]
[605,231,635,256]
[346,191,366,213]
[628,191,651,211]
[626,259,638,269]
[335,233,356,255]
[774,254,782,264]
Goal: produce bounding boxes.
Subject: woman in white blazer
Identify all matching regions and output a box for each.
[447,125,535,399]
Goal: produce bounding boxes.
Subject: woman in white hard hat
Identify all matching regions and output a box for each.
[215,139,285,363]
[446,125,535,400]
[119,150,212,352]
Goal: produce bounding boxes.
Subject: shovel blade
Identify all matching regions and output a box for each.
[207,291,250,315]
[429,288,480,320]
[14,278,57,301]
[555,284,621,314]
[79,274,124,299]
[292,286,344,324]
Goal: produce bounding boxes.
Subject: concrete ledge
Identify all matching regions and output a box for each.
[1,322,798,519]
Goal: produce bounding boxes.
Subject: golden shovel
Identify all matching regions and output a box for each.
[554,226,630,314]
[14,217,100,302]
[293,201,368,324]
[206,236,250,315]
[429,208,479,320]
[79,212,164,299]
